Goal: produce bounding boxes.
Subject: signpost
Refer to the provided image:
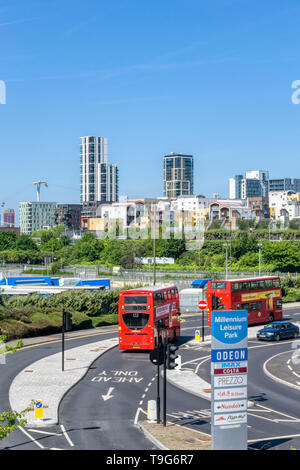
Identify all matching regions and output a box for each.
[62,308,73,372]
[211,310,248,450]
[198,300,207,342]
[34,401,43,420]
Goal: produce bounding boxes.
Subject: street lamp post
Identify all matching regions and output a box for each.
[258,243,262,276]
[153,206,157,286]
[223,243,229,280]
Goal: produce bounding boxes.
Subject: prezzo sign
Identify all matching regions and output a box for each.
[211,310,248,450]
[213,374,247,388]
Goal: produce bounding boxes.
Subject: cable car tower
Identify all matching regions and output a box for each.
[32,181,48,202]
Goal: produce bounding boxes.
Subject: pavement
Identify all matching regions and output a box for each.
[5,302,300,449]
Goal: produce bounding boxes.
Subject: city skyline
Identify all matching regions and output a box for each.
[2,0,300,216]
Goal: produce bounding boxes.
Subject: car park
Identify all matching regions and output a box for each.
[257,321,299,341]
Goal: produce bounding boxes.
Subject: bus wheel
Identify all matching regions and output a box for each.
[269,313,274,323]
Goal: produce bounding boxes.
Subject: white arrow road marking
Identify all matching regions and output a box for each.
[102,387,115,401]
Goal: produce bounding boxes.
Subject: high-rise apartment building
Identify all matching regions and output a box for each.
[229,175,243,199]
[269,178,300,193]
[229,170,269,200]
[80,136,118,204]
[19,202,57,234]
[164,153,194,198]
[4,209,15,227]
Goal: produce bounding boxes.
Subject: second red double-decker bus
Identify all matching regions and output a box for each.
[118,285,181,350]
[206,276,282,326]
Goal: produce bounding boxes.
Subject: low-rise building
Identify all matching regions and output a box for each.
[54,204,82,231]
[269,190,300,222]
[247,196,269,219]
[19,201,57,235]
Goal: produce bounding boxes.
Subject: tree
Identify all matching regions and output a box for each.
[0,231,17,251]
[16,234,38,251]
[0,335,26,440]
[289,219,300,230]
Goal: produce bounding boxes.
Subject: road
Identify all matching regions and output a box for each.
[1,306,300,450]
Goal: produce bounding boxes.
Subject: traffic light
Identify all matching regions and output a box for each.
[166,343,179,370]
[64,312,73,331]
[150,347,164,366]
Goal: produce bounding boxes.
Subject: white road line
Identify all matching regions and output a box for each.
[18,426,45,449]
[27,429,63,436]
[134,407,146,425]
[60,424,75,447]
[139,400,143,405]
[248,433,300,443]
[145,388,149,392]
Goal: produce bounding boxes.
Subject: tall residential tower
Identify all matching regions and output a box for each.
[163,153,194,198]
[80,136,118,204]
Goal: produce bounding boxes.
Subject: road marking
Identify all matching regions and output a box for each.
[134,407,146,425]
[27,429,63,436]
[248,433,300,443]
[60,424,75,447]
[18,426,45,449]
[15,329,118,352]
[248,404,300,423]
[102,387,115,401]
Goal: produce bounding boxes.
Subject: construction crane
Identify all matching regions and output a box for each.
[32,181,48,202]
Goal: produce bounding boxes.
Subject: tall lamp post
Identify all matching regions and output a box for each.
[152,206,157,285]
[258,243,262,276]
[223,243,229,280]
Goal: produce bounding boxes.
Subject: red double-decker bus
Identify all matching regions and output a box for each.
[118,285,181,350]
[206,276,282,326]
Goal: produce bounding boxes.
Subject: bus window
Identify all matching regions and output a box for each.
[250,281,258,290]
[272,279,281,288]
[232,282,241,292]
[265,279,273,288]
[122,313,150,330]
[257,280,265,289]
[241,282,250,291]
[124,296,148,304]
[242,301,262,312]
[210,282,227,289]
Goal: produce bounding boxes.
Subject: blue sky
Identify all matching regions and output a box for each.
[1,0,300,219]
